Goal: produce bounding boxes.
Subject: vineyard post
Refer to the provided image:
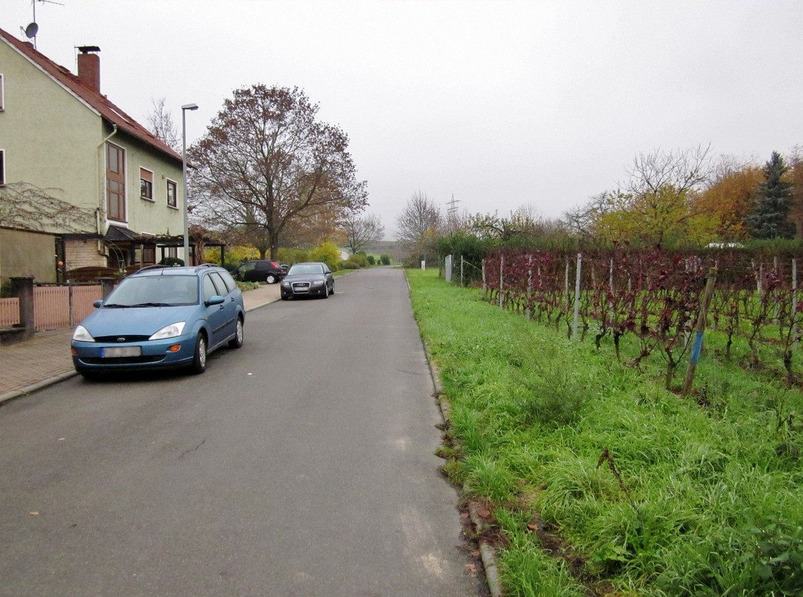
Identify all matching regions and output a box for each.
[564,255,570,312]
[499,254,504,309]
[526,255,533,320]
[682,267,718,396]
[482,259,486,294]
[460,255,465,287]
[794,259,798,341]
[572,253,582,340]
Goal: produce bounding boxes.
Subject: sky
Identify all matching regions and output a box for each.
[2,0,802,239]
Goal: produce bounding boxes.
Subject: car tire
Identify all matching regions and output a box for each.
[190,333,207,374]
[281,294,289,300]
[228,316,244,349]
[266,274,277,284]
[321,286,329,299]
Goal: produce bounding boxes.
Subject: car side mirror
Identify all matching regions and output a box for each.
[206,295,225,306]
[93,299,104,308]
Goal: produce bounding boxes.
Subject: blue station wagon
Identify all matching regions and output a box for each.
[71,265,245,378]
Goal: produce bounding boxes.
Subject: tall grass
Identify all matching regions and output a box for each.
[407,269,803,596]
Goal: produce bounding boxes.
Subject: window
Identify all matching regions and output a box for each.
[0,74,4,111]
[140,167,153,201]
[166,179,177,208]
[0,150,5,186]
[106,142,126,221]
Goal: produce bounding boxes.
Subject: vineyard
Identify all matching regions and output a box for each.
[480,246,803,389]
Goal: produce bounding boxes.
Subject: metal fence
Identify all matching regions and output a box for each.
[0,284,102,331]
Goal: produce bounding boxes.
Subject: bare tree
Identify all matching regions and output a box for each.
[0,182,95,232]
[189,85,368,259]
[627,144,713,196]
[396,191,442,259]
[146,97,180,152]
[343,212,384,254]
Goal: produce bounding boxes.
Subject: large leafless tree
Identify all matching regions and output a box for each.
[396,192,442,259]
[188,85,368,258]
[146,97,180,152]
[343,213,384,254]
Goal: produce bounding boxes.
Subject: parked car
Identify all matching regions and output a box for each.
[71,264,245,378]
[280,262,334,299]
[232,260,285,284]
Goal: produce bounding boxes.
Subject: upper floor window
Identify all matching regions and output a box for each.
[0,74,5,111]
[0,149,5,185]
[167,179,177,208]
[106,142,126,222]
[140,167,154,201]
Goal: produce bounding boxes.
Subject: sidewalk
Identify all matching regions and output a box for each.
[0,283,280,404]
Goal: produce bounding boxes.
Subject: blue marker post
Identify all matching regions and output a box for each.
[682,268,718,396]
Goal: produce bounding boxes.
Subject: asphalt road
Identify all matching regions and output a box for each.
[0,267,485,597]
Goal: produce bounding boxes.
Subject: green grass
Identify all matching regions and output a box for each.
[407,269,803,596]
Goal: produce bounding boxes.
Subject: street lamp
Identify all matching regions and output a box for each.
[181,103,198,264]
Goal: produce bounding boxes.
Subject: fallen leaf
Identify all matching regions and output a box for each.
[478,508,491,518]
[29,512,39,516]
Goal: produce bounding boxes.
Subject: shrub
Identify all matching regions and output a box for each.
[309,242,342,270]
[367,255,376,265]
[341,261,361,270]
[380,254,391,265]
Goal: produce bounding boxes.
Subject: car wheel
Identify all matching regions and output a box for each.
[281,294,289,300]
[190,333,207,374]
[329,283,334,295]
[321,286,329,299]
[228,316,244,349]
[266,274,277,284]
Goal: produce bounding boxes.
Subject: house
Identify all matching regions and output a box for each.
[0,27,189,286]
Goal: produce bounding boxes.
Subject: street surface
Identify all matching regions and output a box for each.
[0,268,485,596]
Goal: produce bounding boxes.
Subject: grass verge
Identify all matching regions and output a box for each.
[407,268,803,596]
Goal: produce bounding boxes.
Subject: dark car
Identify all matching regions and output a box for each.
[280,262,334,299]
[233,260,286,284]
[71,264,245,377]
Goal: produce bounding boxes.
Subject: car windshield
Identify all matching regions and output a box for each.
[288,264,324,276]
[104,275,199,307]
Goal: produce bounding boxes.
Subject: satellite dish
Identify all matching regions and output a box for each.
[24,22,39,39]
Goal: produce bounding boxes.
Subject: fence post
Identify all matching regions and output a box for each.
[460,255,465,287]
[572,253,582,340]
[10,277,35,341]
[564,255,570,312]
[499,254,505,309]
[99,277,116,299]
[793,259,798,343]
[682,268,718,396]
[526,255,533,320]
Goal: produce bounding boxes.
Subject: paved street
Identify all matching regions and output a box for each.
[0,268,485,596]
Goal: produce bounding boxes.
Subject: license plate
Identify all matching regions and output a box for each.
[101,346,141,358]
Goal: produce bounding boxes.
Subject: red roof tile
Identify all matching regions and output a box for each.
[0,27,183,164]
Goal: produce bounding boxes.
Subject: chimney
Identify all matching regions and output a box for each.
[76,46,101,93]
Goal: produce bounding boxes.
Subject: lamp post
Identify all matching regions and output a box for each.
[181,103,198,264]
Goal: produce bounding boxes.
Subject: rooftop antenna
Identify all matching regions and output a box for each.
[23,0,64,49]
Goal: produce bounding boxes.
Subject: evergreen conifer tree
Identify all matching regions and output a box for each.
[745,151,796,239]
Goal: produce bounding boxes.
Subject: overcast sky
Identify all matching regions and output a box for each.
[3,0,802,239]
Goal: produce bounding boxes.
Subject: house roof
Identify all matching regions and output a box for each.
[0,27,183,165]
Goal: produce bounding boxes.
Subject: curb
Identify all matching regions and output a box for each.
[422,341,503,597]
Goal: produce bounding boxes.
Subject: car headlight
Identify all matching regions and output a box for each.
[72,325,94,342]
[311,280,324,286]
[149,322,186,340]
[281,281,290,287]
